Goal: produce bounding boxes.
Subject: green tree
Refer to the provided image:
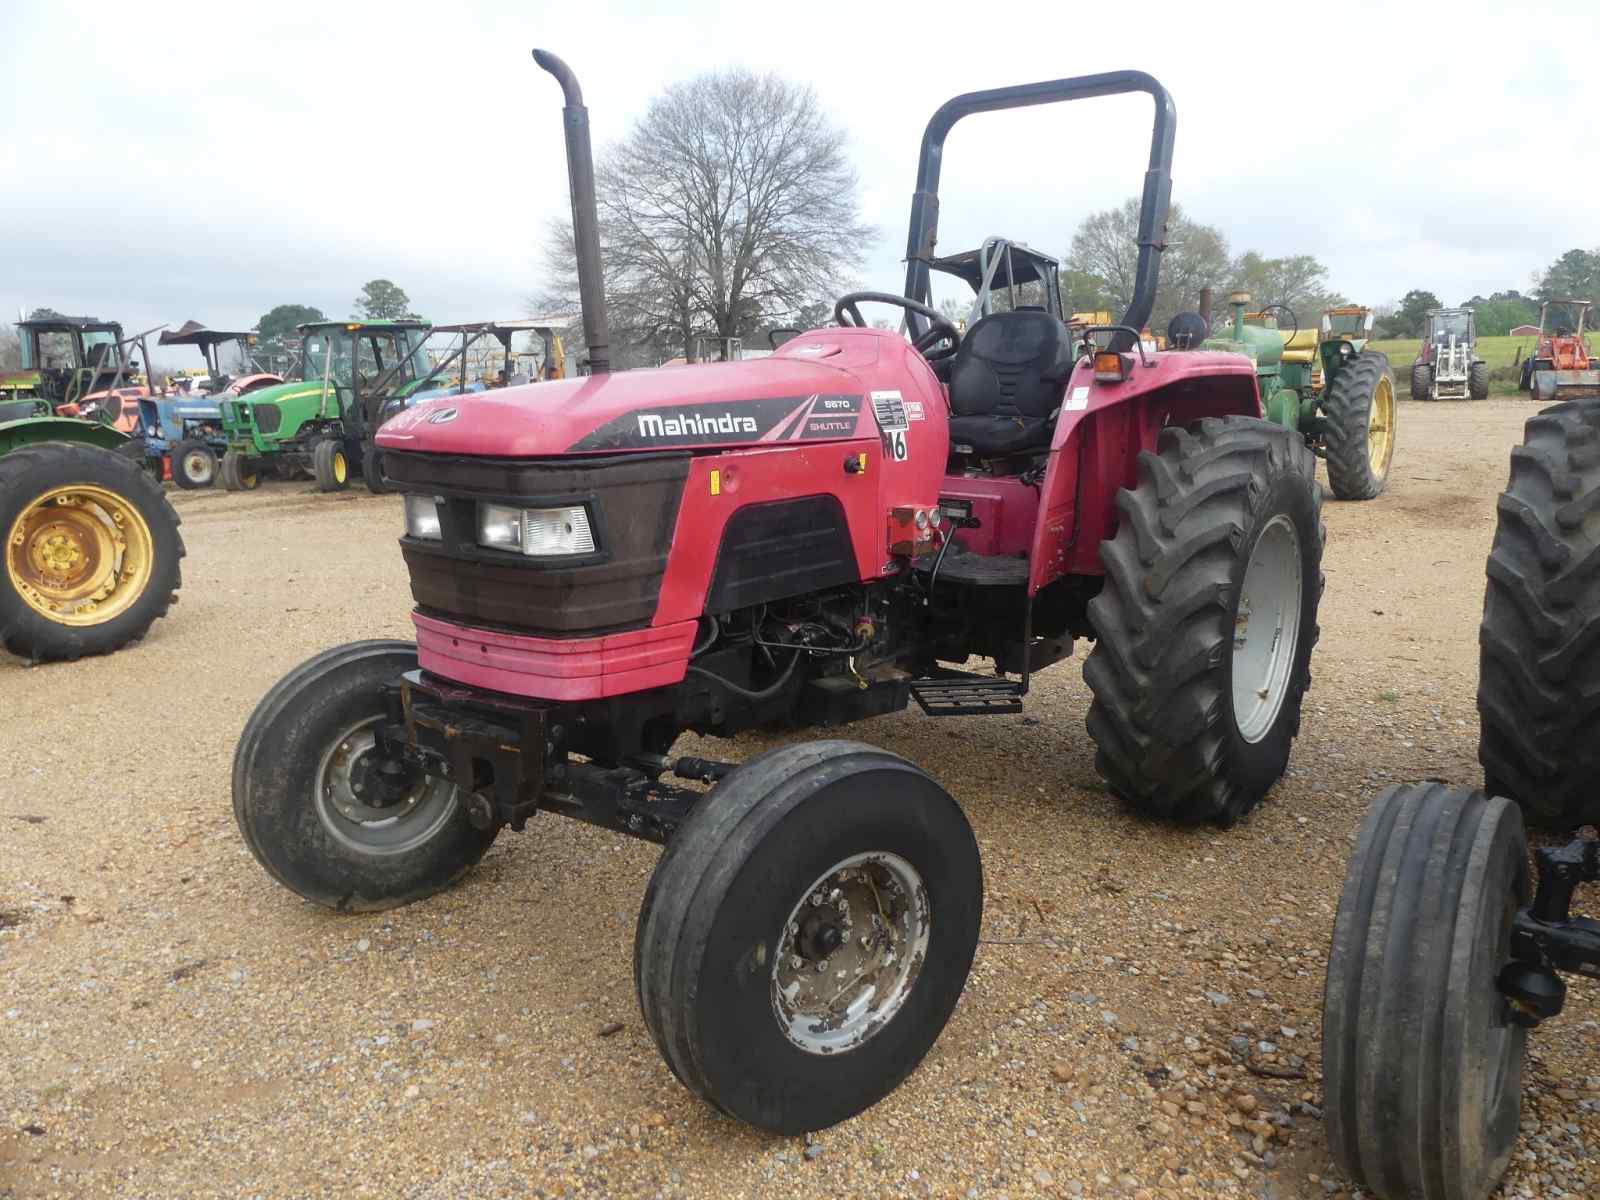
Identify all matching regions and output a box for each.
[256,303,326,347]
[1537,249,1600,305]
[1228,252,1345,328]
[353,279,418,321]
[1392,289,1442,337]
[1470,296,1538,337]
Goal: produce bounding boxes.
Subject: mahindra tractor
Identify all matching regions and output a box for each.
[233,53,1325,1134]
[1411,306,1488,401]
[218,319,433,492]
[1520,299,1598,403]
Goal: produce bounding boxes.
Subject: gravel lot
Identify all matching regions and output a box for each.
[3,397,1597,1200]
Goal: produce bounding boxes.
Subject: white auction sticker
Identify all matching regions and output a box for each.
[1066,386,1091,412]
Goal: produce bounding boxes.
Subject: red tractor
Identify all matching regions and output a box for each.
[1520,298,1597,402]
[234,52,1325,1133]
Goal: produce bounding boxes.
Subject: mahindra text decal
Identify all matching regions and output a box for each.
[568,393,863,451]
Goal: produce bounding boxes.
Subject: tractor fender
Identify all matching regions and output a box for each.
[0,416,129,456]
[1026,350,1261,592]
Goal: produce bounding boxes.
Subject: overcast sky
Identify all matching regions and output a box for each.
[4,0,1596,353]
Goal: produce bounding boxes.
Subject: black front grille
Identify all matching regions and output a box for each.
[253,402,282,434]
[384,450,690,635]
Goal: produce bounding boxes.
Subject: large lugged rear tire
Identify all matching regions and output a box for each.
[0,442,184,662]
[1323,783,1528,1200]
[1469,360,1490,401]
[1411,361,1433,401]
[233,640,497,910]
[1083,417,1324,825]
[634,741,982,1133]
[1478,398,1600,827]
[1323,349,1396,500]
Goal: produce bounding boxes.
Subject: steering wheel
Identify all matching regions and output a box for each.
[1259,304,1299,342]
[834,291,961,360]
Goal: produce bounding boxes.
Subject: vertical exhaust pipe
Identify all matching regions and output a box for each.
[533,49,611,375]
[1198,286,1213,332]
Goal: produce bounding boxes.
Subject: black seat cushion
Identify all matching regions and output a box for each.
[946,310,1073,455]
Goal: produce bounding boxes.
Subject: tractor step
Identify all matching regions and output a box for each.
[910,676,1025,716]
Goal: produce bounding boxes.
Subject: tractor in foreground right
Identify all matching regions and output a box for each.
[1411,306,1489,400]
[1322,395,1600,1200]
[1200,295,1396,500]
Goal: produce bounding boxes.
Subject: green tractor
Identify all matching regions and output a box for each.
[0,399,184,661]
[218,319,433,493]
[1198,295,1396,500]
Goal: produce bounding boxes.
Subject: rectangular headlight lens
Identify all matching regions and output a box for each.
[403,494,443,540]
[475,503,595,556]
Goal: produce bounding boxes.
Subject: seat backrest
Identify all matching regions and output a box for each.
[948,310,1073,419]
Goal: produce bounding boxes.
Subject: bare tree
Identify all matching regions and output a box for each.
[1228,252,1345,327]
[538,69,873,363]
[1067,198,1231,334]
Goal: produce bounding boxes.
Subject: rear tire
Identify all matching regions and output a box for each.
[232,640,496,911]
[172,439,217,490]
[313,439,349,492]
[1478,397,1600,827]
[219,450,260,491]
[1323,349,1396,500]
[1410,361,1433,401]
[1083,417,1324,825]
[1469,360,1490,401]
[1323,783,1528,1200]
[0,442,184,661]
[634,740,982,1133]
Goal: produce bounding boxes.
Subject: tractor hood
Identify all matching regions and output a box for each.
[376,332,886,457]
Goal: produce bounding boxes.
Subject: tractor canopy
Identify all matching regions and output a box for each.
[929,238,1063,323]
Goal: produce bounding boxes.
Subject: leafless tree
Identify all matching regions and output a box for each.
[1067,198,1232,335]
[537,69,874,363]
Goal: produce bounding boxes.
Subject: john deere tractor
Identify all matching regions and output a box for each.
[1198,296,1396,500]
[218,319,433,492]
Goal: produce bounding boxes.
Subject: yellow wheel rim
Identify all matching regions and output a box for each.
[6,484,155,627]
[333,452,347,484]
[1367,374,1395,480]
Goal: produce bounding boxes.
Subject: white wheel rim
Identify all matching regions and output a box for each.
[770,851,929,1055]
[1231,514,1303,743]
[183,450,214,484]
[313,716,460,856]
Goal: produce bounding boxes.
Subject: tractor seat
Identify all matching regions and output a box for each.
[946,310,1073,457]
[1280,328,1318,364]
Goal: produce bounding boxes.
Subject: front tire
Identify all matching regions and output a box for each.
[634,741,982,1133]
[219,450,260,491]
[1478,397,1600,827]
[0,442,184,661]
[232,640,496,910]
[1411,361,1433,401]
[1323,349,1397,500]
[362,442,388,495]
[313,439,349,492]
[1323,783,1528,1200]
[1084,417,1324,825]
[172,439,217,490]
[1469,360,1490,400]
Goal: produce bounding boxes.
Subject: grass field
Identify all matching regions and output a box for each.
[1366,334,1579,395]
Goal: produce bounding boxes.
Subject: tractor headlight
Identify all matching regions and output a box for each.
[403,494,443,540]
[476,503,595,556]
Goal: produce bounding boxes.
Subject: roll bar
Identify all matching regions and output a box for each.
[902,71,1175,353]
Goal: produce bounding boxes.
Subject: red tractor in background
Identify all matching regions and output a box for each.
[1520,298,1597,401]
[233,52,1326,1133]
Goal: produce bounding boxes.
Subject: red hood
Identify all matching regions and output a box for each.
[376,329,889,456]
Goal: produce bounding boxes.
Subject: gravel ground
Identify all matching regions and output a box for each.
[2,398,1597,1200]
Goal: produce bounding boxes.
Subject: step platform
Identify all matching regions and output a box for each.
[910,674,1025,716]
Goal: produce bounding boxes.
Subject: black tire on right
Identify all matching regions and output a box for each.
[362,442,388,495]
[1083,416,1325,825]
[172,439,217,489]
[1323,782,1529,1200]
[219,450,259,491]
[1478,397,1600,827]
[1469,360,1490,401]
[1411,361,1433,401]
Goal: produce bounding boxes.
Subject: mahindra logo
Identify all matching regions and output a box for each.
[427,407,459,425]
[636,411,759,438]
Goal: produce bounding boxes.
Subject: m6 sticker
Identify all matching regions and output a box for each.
[888,428,910,462]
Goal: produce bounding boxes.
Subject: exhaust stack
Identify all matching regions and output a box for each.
[533,49,611,375]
